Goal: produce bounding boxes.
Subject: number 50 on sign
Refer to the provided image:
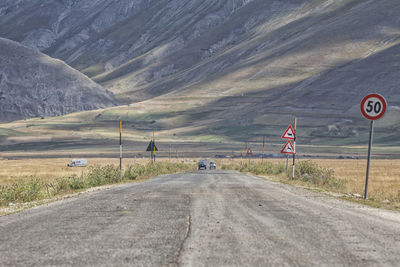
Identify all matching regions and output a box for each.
[361,94,387,120]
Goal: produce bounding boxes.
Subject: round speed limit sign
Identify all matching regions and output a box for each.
[360,93,387,120]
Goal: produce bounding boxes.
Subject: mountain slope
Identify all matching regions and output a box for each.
[0,0,400,145]
[0,38,118,122]
[0,0,309,98]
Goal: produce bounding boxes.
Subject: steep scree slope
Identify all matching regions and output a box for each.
[0,38,117,122]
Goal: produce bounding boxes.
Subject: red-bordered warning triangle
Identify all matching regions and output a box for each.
[281,125,295,140]
[246,148,253,156]
[281,140,295,154]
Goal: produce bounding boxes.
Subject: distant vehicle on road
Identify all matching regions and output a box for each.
[209,161,216,170]
[198,161,207,170]
[68,159,87,167]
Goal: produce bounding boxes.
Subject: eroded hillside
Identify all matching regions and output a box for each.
[0,38,117,122]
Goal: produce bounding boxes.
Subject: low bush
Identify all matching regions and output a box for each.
[123,165,144,180]
[0,179,43,206]
[294,160,344,189]
[55,177,70,192]
[68,175,86,190]
[87,165,121,187]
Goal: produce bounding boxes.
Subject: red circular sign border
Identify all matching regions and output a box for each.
[360,93,387,120]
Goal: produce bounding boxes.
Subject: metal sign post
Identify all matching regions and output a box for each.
[360,94,387,199]
[119,120,122,179]
[146,136,158,163]
[153,131,156,163]
[286,155,289,176]
[262,136,265,164]
[364,120,374,199]
[246,147,253,165]
[293,117,297,179]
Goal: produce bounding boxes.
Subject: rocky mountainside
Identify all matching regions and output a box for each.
[1,0,400,144]
[0,38,117,122]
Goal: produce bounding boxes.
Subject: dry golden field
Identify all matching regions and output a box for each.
[0,157,182,184]
[215,158,400,203]
[305,159,400,202]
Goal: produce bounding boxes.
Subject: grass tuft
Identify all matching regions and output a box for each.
[0,179,43,205]
[294,160,345,189]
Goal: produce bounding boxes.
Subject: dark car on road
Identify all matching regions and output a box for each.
[209,161,216,170]
[198,161,207,170]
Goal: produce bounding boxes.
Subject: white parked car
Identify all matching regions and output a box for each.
[67,159,87,167]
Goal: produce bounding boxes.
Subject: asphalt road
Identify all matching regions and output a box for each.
[1,170,400,266]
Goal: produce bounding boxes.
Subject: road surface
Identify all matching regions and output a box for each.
[1,170,400,266]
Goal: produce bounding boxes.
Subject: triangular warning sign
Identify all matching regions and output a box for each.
[246,148,253,157]
[282,125,296,140]
[281,140,295,154]
[146,140,158,151]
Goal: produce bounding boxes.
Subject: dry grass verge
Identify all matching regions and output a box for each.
[220,159,400,210]
[222,160,345,190]
[0,162,195,207]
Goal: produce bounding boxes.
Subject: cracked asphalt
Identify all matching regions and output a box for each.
[1,170,400,266]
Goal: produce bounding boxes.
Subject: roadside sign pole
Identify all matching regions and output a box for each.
[119,120,122,179]
[262,136,265,164]
[292,117,297,179]
[286,155,289,176]
[245,143,248,165]
[153,131,156,163]
[292,148,295,178]
[364,120,374,199]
